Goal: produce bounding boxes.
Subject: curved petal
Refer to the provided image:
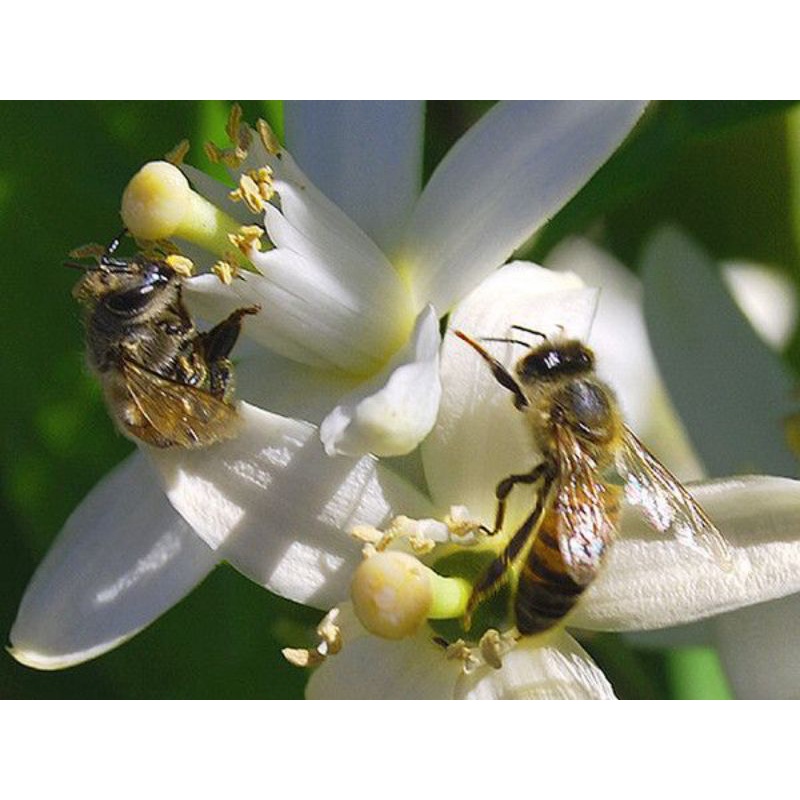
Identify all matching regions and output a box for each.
[572,476,800,632]
[455,630,616,699]
[185,236,408,375]
[284,101,425,255]
[714,595,800,699]
[642,226,797,477]
[320,305,441,457]
[147,403,434,609]
[399,101,646,312]
[9,453,217,670]
[306,607,462,699]
[421,262,597,523]
[184,140,416,373]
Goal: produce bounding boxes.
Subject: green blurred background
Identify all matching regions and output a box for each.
[2,101,798,699]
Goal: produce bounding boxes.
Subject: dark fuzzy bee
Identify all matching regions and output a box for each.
[70,233,258,448]
[456,326,730,636]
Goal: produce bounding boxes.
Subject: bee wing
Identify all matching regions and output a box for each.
[616,426,732,569]
[122,359,240,448]
[553,428,618,586]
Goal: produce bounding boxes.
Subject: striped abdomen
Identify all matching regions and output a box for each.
[514,487,620,635]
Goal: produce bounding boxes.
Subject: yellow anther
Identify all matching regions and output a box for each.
[204,141,224,165]
[164,139,190,166]
[226,103,252,153]
[281,648,326,668]
[317,609,343,656]
[282,608,343,668]
[164,254,195,277]
[257,118,281,155]
[226,103,244,144]
[229,174,263,213]
[212,259,238,285]
[229,168,274,213]
[228,225,265,255]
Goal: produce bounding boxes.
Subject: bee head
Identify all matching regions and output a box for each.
[516,339,595,385]
[72,256,180,319]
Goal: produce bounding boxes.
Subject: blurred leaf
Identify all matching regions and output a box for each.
[532,100,800,267]
[580,633,670,699]
[680,100,799,133]
[665,647,733,700]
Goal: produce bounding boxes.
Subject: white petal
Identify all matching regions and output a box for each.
[306,606,462,699]
[642,226,797,476]
[572,476,800,631]
[284,101,425,254]
[721,259,798,349]
[184,145,416,373]
[180,164,255,225]
[399,101,646,312]
[236,347,359,426]
[147,403,434,609]
[185,242,405,375]
[320,305,442,457]
[456,630,616,700]
[547,236,705,480]
[9,454,217,669]
[421,262,597,522]
[714,595,800,699]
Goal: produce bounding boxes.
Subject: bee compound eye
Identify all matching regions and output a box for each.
[105,283,157,316]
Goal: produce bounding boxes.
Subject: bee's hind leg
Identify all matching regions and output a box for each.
[201,305,260,397]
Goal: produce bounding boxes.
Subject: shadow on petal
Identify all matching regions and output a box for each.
[149,403,434,610]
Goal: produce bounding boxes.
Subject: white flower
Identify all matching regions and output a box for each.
[9,101,646,670]
[639,227,800,698]
[302,259,800,699]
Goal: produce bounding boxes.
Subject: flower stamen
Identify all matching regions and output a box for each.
[229,167,274,213]
[440,628,519,673]
[164,139,190,166]
[282,608,342,668]
[350,506,483,557]
[256,118,281,156]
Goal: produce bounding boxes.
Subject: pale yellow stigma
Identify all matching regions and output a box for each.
[121,161,260,274]
[121,161,192,241]
[351,552,433,640]
[351,551,470,640]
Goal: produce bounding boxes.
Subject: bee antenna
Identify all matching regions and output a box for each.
[478,337,533,348]
[63,260,90,271]
[510,325,549,341]
[100,229,129,264]
[453,330,529,409]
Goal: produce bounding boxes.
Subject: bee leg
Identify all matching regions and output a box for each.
[487,462,548,535]
[465,470,554,629]
[202,306,260,395]
[199,306,260,396]
[201,306,261,363]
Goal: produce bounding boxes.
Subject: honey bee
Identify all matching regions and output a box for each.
[69,232,259,448]
[456,326,731,636]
